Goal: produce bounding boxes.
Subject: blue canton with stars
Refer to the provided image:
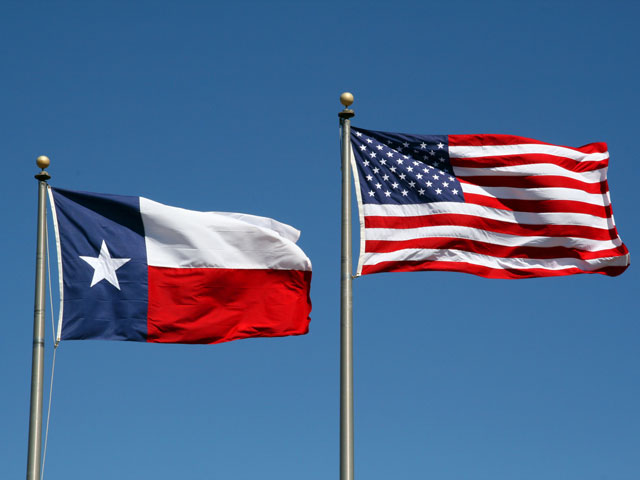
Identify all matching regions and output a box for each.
[351,127,464,205]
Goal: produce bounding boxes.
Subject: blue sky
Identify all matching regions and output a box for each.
[2,1,638,479]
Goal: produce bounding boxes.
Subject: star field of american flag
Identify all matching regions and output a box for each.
[350,126,464,205]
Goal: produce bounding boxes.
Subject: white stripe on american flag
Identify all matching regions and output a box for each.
[364,226,622,251]
[361,203,616,230]
[360,248,629,272]
[453,165,607,183]
[460,183,610,206]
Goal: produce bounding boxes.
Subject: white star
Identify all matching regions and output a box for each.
[435,188,442,194]
[380,159,387,165]
[416,174,423,179]
[370,152,377,158]
[426,181,433,187]
[401,190,408,196]
[396,159,404,165]
[373,167,380,173]
[403,142,409,147]
[382,174,390,181]
[366,138,373,143]
[413,161,420,166]
[376,145,383,150]
[432,174,439,180]
[392,182,399,189]
[384,191,391,197]
[452,188,459,195]
[420,142,427,149]
[399,173,406,180]
[409,181,416,187]
[375,183,382,189]
[368,191,375,197]
[418,188,425,195]
[355,131,362,137]
[80,240,130,290]
[363,160,370,166]
[359,145,366,151]
[386,151,394,158]
[366,175,373,181]
[443,181,449,187]
[437,142,444,149]
[390,167,397,172]
[407,166,413,172]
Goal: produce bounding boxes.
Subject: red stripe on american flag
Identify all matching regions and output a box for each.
[365,238,628,260]
[461,193,613,218]
[361,260,627,279]
[364,214,621,241]
[449,134,608,154]
[458,175,608,195]
[451,154,608,172]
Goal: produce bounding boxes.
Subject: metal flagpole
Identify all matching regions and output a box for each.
[27,155,51,480]
[338,92,355,480]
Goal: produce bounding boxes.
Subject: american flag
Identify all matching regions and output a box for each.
[350,126,629,279]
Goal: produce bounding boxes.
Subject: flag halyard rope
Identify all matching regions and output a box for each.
[41,212,59,480]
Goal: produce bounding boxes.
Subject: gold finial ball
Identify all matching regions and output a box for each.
[36,155,50,170]
[340,92,354,108]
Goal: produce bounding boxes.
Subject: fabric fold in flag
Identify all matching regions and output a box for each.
[350,127,629,279]
[49,187,312,344]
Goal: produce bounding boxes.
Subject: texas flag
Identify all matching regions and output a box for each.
[48,187,312,344]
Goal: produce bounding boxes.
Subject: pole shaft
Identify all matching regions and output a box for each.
[27,179,47,480]
[339,113,354,480]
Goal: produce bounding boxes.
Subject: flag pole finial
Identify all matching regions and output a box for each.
[340,92,354,107]
[339,92,355,119]
[35,155,51,181]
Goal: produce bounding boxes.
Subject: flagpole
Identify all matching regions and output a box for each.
[27,156,51,480]
[339,92,355,480]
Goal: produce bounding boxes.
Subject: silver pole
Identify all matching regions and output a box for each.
[27,156,51,480]
[339,92,355,480]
